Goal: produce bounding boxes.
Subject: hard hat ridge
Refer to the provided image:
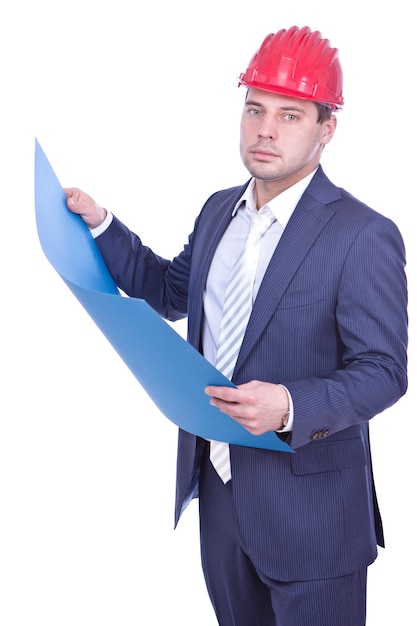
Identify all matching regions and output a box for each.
[238,25,344,110]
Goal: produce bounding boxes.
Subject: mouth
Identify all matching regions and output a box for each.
[250,148,279,161]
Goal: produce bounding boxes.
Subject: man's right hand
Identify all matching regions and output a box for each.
[64,187,107,229]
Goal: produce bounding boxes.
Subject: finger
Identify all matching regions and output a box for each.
[205,385,239,401]
[63,188,80,211]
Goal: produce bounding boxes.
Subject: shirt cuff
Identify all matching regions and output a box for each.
[90,210,113,238]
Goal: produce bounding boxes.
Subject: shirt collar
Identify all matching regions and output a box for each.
[232,168,318,229]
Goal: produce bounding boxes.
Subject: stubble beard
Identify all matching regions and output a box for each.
[242,158,288,183]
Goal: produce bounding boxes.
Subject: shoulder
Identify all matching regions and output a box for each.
[309,167,402,236]
[193,180,252,230]
[203,180,252,208]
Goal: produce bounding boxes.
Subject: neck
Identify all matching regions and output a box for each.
[255,167,317,208]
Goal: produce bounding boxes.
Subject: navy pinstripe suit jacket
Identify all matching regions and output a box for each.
[96,165,408,581]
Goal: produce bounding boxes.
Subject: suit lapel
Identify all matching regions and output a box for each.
[188,168,342,367]
[187,183,250,350]
[234,175,340,376]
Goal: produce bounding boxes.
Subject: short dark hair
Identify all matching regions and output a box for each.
[315,103,333,123]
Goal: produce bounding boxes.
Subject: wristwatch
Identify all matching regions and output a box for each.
[281,409,290,428]
[275,409,290,432]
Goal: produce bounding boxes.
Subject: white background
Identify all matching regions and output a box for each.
[1,2,415,624]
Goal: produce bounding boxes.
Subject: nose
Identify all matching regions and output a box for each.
[257,115,277,140]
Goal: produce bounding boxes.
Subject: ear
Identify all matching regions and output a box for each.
[320,115,337,146]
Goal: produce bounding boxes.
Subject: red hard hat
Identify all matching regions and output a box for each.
[238,26,344,110]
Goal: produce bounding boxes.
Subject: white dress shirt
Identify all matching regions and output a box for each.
[202,171,317,431]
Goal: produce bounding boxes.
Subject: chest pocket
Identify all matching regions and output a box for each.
[277,282,328,310]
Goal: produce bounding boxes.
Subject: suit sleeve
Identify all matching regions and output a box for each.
[94,214,194,322]
[286,214,408,449]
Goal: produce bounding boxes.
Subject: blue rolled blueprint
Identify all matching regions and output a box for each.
[34,139,293,453]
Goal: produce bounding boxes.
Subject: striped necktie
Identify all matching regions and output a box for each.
[210,206,276,482]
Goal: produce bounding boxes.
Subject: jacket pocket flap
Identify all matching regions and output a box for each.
[291,438,366,476]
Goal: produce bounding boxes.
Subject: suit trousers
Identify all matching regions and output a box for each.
[198,443,367,626]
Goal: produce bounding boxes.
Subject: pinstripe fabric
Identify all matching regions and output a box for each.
[210,207,276,482]
[200,448,368,625]
[95,166,408,587]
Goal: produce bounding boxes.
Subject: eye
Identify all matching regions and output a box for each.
[248,108,262,116]
[283,113,298,121]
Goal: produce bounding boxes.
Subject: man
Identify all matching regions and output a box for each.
[65,26,408,626]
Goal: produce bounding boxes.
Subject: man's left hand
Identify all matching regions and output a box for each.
[205,380,289,435]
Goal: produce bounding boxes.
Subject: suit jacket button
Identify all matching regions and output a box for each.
[311,429,330,440]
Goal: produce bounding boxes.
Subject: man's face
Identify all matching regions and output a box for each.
[240,88,336,191]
